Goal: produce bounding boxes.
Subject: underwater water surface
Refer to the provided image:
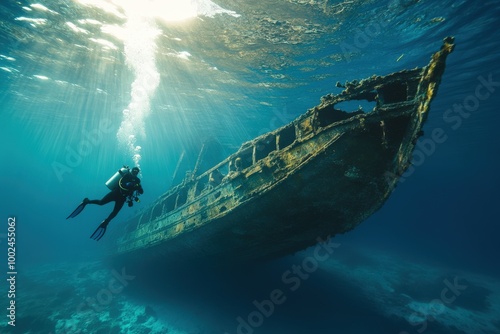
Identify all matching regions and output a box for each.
[1,0,500,333]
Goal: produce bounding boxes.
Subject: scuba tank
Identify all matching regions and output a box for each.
[105,166,130,190]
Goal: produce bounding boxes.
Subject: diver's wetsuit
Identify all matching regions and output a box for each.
[88,172,143,223]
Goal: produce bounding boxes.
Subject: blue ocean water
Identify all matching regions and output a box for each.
[1,0,500,333]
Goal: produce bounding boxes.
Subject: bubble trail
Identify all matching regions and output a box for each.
[116,12,160,170]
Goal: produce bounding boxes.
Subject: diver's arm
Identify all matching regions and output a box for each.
[134,178,144,194]
[121,174,143,194]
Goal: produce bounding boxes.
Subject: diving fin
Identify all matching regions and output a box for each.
[90,220,109,241]
[66,199,88,219]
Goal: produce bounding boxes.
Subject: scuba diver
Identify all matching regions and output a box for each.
[67,166,144,241]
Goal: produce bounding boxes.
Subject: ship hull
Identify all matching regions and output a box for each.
[108,37,455,268]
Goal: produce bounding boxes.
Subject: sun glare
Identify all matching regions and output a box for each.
[138,0,198,22]
[70,0,238,166]
[76,0,198,22]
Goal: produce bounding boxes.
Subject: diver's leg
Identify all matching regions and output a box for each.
[88,191,114,206]
[104,196,126,223]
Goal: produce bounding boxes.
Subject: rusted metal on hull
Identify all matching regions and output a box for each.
[108,37,454,266]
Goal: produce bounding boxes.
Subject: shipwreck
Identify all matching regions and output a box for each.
[107,37,455,267]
